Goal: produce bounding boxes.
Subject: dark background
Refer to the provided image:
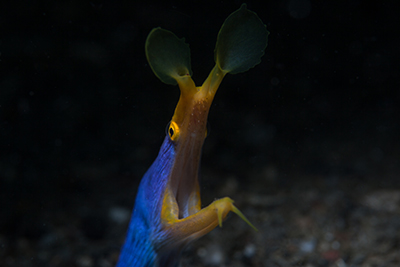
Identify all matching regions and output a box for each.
[1,1,399,266]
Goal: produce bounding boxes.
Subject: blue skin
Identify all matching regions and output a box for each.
[117,136,177,266]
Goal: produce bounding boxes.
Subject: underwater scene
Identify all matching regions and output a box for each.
[1,1,399,266]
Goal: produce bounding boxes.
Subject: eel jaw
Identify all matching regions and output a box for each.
[158,77,258,248]
[161,192,258,247]
[168,96,211,220]
[165,70,223,221]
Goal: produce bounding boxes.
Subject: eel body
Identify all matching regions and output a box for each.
[117,4,269,266]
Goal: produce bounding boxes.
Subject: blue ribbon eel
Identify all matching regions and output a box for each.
[117,4,269,266]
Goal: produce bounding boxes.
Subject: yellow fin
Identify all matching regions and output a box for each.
[215,198,226,227]
[215,197,258,231]
[231,204,258,232]
[145,28,193,85]
[215,3,269,74]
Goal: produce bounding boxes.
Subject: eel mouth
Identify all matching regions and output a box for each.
[165,66,222,222]
[169,100,209,220]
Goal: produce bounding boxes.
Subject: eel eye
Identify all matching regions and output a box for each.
[167,121,180,141]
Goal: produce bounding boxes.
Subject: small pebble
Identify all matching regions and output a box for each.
[77,255,93,267]
[332,240,340,250]
[199,245,224,266]
[244,243,256,257]
[208,249,223,265]
[300,239,316,253]
[109,207,131,224]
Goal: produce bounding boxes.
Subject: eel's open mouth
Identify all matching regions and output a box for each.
[169,113,206,220]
